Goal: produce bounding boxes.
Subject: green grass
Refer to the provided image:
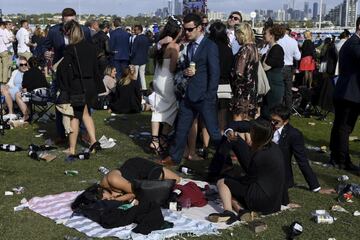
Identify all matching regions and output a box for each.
[1,108,360,239]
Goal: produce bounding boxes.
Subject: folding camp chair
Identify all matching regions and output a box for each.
[28,87,55,123]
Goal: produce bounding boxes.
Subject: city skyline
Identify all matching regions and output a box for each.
[0,0,347,15]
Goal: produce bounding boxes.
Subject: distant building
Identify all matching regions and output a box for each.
[276,9,286,22]
[168,0,173,16]
[313,2,318,20]
[325,0,358,27]
[174,0,182,15]
[207,11,227,21]
[304,2,309,19]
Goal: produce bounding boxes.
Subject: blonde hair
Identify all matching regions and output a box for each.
[64,20,84,45]
[235,23,255,44]
[304,31,312,40]
[104,66,116,77]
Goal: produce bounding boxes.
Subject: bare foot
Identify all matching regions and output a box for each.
[287,203,301,209]
[62,148,72,155]
[319,188,337,195]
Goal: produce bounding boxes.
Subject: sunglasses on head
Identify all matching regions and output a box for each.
[184,26,199,32]
[19,63,27,67]
[229,15,240,21]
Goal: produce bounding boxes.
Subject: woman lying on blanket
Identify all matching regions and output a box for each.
[99,157,180,203]
[208,118,288,224]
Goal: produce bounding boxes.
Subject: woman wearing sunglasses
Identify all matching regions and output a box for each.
[0,56,29,121]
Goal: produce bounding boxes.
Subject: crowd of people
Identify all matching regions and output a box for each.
[1,7,359,227]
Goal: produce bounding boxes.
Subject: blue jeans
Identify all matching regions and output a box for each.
[169,98,222,164]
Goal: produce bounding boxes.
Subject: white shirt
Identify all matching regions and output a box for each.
[272,125,284,144]
[278,34,301,66]
[4,29,14,52]
[0,28,8,53]
[227,29,241,55]
[335,38,347,76]
[16,27,31,53]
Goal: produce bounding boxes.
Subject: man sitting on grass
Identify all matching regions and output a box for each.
[270,104,326,201]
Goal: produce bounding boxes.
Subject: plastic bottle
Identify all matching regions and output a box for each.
[98,166,110,175]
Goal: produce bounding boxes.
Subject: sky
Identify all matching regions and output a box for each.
[0,0,345,15]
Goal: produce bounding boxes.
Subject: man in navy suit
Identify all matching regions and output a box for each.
[109,18,130,79]
[159,13,221,166]
[329,17,360,174]
[130,24,150,91]
[42,8,91,142]
[270,105,321,203]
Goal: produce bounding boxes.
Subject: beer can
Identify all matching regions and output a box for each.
[315,215,334,224]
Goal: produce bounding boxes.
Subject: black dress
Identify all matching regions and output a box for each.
[57,40,105,119]
[109,80,142,114]
[224,139,286,215]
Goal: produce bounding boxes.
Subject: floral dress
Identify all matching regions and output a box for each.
[229,43,259,117]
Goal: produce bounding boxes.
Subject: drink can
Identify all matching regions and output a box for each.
[315,215,334,224]
[189,62,196,72]
[64,170,79,176]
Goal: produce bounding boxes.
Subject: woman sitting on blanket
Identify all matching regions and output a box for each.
[99,158,180,203]
[208,118,287,224]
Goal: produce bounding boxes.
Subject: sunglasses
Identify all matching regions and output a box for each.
[229,15,241,21]
[271,120,279,126]
[19,63,28,67]
[202,22,209,26]
[184,26,199,32]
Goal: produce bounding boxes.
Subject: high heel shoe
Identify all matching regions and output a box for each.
[89,141,101,153]
[150,136,164,156]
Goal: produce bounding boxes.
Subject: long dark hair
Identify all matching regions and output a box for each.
[155,16,182,66]
[250,118,273,151]
[209,21,229,45]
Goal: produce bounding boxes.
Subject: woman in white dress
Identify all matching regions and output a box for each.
[150,16,183,155]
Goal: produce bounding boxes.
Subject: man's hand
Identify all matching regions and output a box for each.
[159,36,173,46]
[183,67,195,77]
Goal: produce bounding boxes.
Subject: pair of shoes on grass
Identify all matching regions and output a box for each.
[208,209,259,225]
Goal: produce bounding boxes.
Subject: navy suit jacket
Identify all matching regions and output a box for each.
[278,124,319,190]
[109,28,130,61]
[335,34,360,103]
[185,37,220,103]
[42,23,91,63]
[130,34,150,65]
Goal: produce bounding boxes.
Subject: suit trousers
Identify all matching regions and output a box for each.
[330,99,360,165]
[282,66,293,109]
[0,51,11,83]
[170,98,222,164]
[112,59,129,79]
[134,64,147,90]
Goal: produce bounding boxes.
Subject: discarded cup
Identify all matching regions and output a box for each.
[337,175,349,182]
[64,170,79,176]
[98,166,110,175]
[5,191,14,196]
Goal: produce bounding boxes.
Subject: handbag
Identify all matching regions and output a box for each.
[70,46,86,107]
[132,167,176,206]
[217,84,232,99]
[257,62,270,95]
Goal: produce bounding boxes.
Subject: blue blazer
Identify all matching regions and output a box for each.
[42,23,91,63]
[130,34,150,65]
[335,34,360,103]
[185,37,220,103]
[109,28,130,61]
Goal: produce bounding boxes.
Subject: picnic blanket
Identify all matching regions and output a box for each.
[24,189,228,240]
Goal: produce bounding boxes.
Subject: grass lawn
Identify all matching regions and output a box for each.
[1,104,360,239]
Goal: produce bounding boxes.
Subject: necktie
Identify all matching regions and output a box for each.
[188,42,197,62]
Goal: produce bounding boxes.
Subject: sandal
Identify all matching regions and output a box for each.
[89,141,101,153]
[150,136,164,155]
[208,210,237,224]
[159,134,169,151]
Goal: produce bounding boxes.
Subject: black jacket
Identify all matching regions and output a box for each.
[130,34,150,65]
[278,124,320,190]
[335,34,360,103]
[57,40,105,107]
[92,30,111,60]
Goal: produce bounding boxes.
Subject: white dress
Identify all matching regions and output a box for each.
[151,58,178,126]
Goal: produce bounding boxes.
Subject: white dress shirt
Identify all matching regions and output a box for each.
[0,28,8,53]
[272,125,284,144]
[227,29,241,55]
[16,27,31,53]
[278,34,301,66]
